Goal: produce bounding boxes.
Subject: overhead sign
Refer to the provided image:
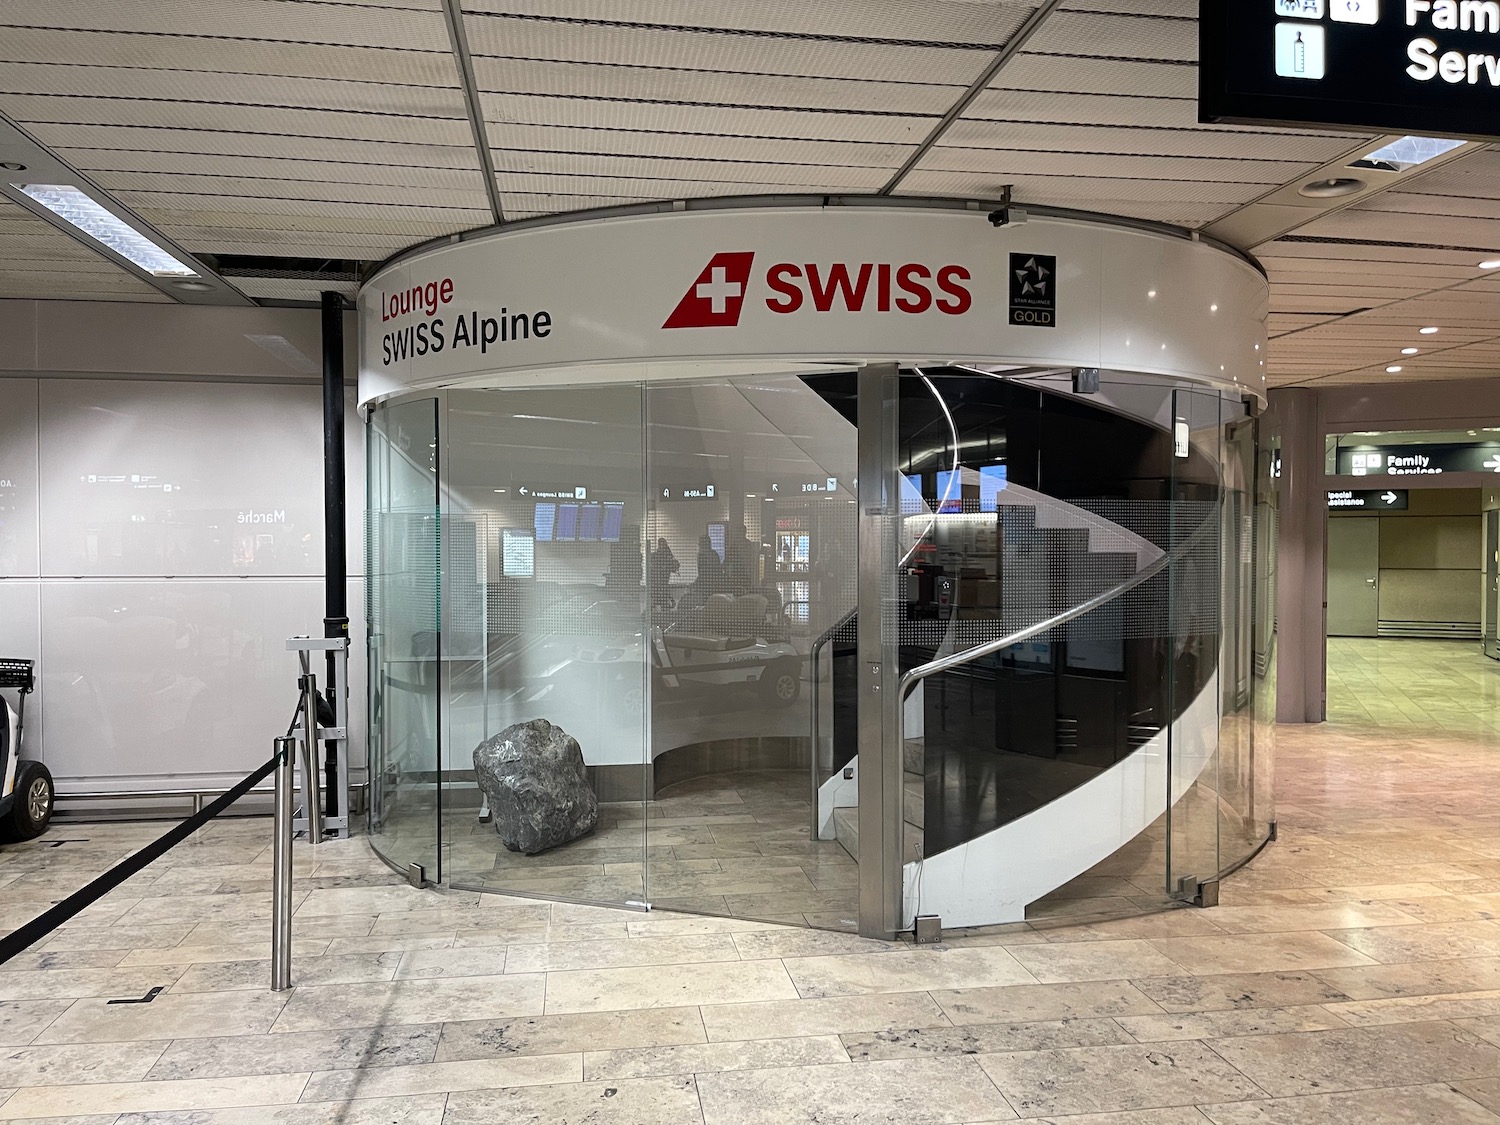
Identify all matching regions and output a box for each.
[358,205,1268,407]
[660,484,717,501]
[518,483,587,501]
[770,477,840,496]
[1201,0,1500,140]
[1338,442,1500,476]
[1327,488,1409,509]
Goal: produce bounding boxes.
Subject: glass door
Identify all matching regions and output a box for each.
[366,397,441,882]
[1486,509,1500,661]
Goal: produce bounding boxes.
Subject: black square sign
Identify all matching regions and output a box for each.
[1009,254,1057,328]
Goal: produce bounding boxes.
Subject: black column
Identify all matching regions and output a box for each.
[321,291,347,817]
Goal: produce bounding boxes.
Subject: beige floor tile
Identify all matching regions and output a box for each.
[784,946,1037,998]
[299,1051,581,1100]
[37,925,195,953]
[1131,970,1352,1013]
[0,966,189,1002]
[698,1056,1016,1124]
[1006,940,1189,983]
[1464,1015,1500,1047]
[118,940,331,967]
[544,959,797,1014]
[170,953,400,993]
[272,975,545,1032]
[841,1017,1134,1061]
[112,1093,448,1124]
[435,1007,705,1062]
[441,1075,702,1125]
[1022,1111,1211,1125]
[34,990,288,1045]
[0,1041,167,1087]
[1199,1082,1500,1124]
[1209,1021,1500,1097]
[933,979,1162,1025]
[585,1034,849,1080]
[702,992,951,1042]
[1323,920,1500,963]
[1313,956,1500,1000]
[1033,911,1229,943]
[0,1071,310,1120]
[1326,990,1500,1027]
[146,1025,440,1080]
[1459,1078,1500,1115]
[504,934,739,974]
[730,928,898,960]
[1145,932,1376,976]
[1114,1003,1349,1042]
[391,947,507,979]
[978,1040,1264,1117]
[1202,903,1423,935]
[0,951,126,974]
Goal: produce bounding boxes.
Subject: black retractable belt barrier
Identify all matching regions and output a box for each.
[0,755,279,966]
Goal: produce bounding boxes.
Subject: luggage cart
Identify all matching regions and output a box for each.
[0,658,53,842]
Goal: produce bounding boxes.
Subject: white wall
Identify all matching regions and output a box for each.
[0,300,364,795]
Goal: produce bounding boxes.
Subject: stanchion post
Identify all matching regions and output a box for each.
[299,671,323,843]
[271,736,295,992]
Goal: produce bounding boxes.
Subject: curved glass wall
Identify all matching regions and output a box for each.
[365,367,1276,932]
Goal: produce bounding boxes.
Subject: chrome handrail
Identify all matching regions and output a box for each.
[809,605,859,834]
[899,515,1216,703]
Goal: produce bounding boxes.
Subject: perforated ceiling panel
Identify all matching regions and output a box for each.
[0,0,492,264]
[0,0,1497,392]
[0,197,169,302]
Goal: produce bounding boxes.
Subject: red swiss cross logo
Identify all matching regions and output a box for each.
[662,252,756,329]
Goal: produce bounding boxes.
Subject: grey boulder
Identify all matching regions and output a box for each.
[473,719,598,855]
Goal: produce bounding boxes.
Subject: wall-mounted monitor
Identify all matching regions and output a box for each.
[555,502,579,542]
[936,469,963,513]
[533,501,556,542]
[577,502,601,542]
[501,528,535,577]
[601,501,624,542]
[707,521,726,562]
[979,464,1008,512]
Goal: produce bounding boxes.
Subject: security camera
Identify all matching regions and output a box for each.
[988,208,1010,228]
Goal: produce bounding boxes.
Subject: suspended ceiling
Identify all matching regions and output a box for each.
[0,0,1496,389]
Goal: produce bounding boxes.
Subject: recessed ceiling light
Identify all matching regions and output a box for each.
[1147,289,1157,298]
[1386,365,1404,373]
[1299,177,1366,199]
[0,162,25,172]
[1210,303,1219,312]
[1482,259,1500,270]
[1420,326,1440,334]
[12,184,199,277]
[171,279,213,291]
[1402,348,1419,355]
[1350,136,1465,172]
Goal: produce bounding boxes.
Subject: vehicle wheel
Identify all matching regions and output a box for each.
[1,761,53,843]
[758,659,802,709]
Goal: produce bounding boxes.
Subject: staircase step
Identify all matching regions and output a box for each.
[833,804,925,863]
[905,773,924,831]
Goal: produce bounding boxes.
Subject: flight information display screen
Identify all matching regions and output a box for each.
[533,502,556,542]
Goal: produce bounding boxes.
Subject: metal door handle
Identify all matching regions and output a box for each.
[1366,578,1377,586]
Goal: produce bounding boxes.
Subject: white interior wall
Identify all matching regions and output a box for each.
[0,299,364,796]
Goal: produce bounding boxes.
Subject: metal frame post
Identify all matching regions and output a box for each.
[856,363,903,939]
[271,735,295,991]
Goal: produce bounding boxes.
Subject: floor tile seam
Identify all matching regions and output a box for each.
[1193,1035,1277,1102]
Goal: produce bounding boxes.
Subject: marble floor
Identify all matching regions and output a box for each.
[6,713,1500,1122]
[1328,636,1500,735]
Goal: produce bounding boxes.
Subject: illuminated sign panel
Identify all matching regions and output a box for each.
[1201,0,1500,140]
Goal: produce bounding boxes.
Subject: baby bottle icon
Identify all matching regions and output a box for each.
[1293,31,1306,74]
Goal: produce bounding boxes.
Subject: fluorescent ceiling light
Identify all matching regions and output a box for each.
[1386,366,1404,373]
[1482,259,1500,269]
[11,184,198,277]
[1350,136,1465,172]
[1420,326,1440,334]
[1402,348,1419,355]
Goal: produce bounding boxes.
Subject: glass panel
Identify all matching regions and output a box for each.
[1250,415,1280,847]
[1166,386,1224,895]
[1218,410,1262,862]
[366,397,441,881]
[642,373,859,927]
[440,386,648,908]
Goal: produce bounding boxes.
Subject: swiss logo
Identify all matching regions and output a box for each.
[1009,253,1057,328]
[663,252,756,329]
